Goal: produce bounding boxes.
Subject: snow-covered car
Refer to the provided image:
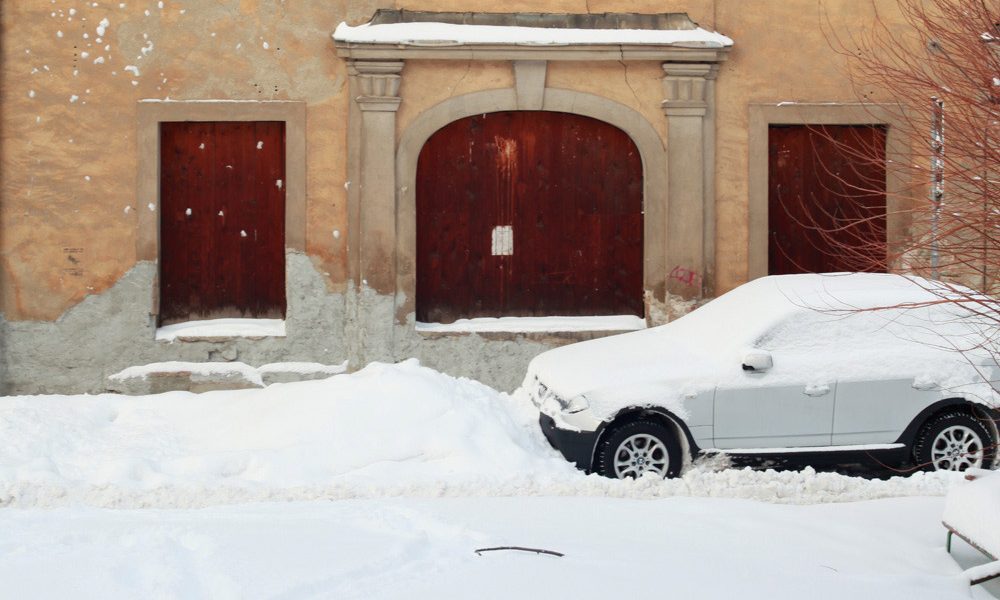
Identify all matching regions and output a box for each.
[524,273,1000,479]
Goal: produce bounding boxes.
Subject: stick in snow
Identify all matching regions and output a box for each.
[474,546,563,557]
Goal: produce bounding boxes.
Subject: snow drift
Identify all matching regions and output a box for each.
[0,360,967,508]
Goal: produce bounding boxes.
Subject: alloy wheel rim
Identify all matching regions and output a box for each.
[930,425,984,471]
[613,433,669,478]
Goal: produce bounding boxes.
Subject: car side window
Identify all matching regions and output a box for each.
[755,310,903,352]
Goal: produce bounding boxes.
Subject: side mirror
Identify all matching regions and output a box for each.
[742,351,773,373]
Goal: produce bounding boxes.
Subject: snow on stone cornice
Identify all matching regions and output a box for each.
[333,21,733,49]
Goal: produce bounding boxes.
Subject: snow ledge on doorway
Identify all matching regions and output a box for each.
[155,318,287,342]
[415,315,647,333]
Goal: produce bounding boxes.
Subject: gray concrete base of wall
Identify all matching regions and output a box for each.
[1,253,658,395]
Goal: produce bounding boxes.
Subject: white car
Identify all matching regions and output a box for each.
[525,273,1000,478]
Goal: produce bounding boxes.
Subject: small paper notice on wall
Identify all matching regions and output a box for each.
[491,225,513,256]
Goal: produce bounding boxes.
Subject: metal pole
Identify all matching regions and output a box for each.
[931,97,944,280]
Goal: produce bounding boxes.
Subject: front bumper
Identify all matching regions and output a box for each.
[539,412,600,472]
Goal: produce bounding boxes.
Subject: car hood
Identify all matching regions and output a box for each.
[525,326,727,407]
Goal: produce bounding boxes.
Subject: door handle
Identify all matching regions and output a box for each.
[804,384,831,397]
[912,379,939,391]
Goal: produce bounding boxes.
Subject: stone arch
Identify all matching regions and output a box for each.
[394,87,668,322]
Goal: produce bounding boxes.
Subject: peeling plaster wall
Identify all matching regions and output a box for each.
[1,251,575,394]
[2,253,349,395]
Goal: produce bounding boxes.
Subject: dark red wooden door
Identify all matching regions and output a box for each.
[159,121,286,325]
[416,111,643,323]
[768,125,887,275]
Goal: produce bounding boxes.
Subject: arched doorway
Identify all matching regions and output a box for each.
[415,110,643,323]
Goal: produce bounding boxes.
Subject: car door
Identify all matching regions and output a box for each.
[832,373,937,446]
[830,307,994,446]
[713,354,836,449]
[713,313,837,449]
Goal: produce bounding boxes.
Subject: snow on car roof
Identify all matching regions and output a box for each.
[746,272,953,308]
[665,273,952,349]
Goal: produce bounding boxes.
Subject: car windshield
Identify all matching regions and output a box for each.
[656,282,792,352]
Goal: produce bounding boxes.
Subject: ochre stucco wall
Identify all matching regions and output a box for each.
[0,0,370,320]
[1,0,906,322]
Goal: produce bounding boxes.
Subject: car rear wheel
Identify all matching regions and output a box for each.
[595,420,682,479]
[913,411,995,472]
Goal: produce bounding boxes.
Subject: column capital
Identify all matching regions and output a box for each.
[349,60,404,112]
[661,62,717,117]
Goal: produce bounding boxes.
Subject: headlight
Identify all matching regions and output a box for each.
[557,394,589,414]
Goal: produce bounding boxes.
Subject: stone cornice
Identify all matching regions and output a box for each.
[335,44,729,63]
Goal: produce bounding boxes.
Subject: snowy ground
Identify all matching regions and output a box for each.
[1,497,994,599]
[1,361,997,598]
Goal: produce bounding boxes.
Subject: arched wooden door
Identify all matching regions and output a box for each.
[416,111,643,323]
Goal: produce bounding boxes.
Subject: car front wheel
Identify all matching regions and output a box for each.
[595,420,683,479]
[912,410,995,472]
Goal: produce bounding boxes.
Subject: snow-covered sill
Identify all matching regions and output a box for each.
[156,318,286,341]
[706,443,905,455]
[415,315,647,334]
[108,360,348,384]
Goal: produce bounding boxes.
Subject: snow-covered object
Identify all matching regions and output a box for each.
[526,273,1000,424]
[155,318,285,341]
[943,470,1000,558]
[333,21,733,48]
[0,360,964,508]
[109,361,265,385]
[108,360,349,385]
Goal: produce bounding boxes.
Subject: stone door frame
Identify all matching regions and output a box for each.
[747,103,910,280]
[336,36,729,330]
[135,100,307,320]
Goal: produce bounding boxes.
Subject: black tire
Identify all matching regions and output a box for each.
[595,420,683,479]
[912,410,996,472]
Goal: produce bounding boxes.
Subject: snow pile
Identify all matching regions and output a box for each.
[943,469,1000,557]
[2,360,574,507]
[0,361,968,508]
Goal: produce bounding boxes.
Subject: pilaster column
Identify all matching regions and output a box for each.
[662,62,714,300]
[347,60,403,366]
[352,60,403,294]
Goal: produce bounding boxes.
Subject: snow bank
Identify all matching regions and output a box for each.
[0,361,967,508]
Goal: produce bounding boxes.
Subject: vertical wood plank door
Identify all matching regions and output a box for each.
[416,111,644,323]
[768,125,887,275]
[159,121,286,325]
